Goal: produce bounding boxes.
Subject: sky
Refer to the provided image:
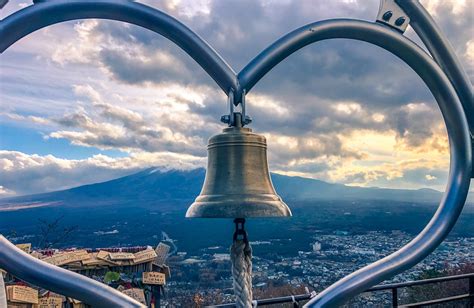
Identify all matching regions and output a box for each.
[0,0,473,197]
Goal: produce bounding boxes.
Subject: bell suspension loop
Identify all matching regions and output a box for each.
[221,89,252,128]
[230,218,253,308]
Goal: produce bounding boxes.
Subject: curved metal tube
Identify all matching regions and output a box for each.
[397,0,473,131]
[0,235,144,307]
[0,0,237,97]
[238,19,471,307]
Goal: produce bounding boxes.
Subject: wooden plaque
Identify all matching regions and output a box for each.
[142,272,166,285]
[121,288,146,305]
[108,252,135,261]
[43,250,89,266]
[154,243,170,266]
[133,249,157,264]
[7,285,39,304]
[15,243,31,254]
[37,296,63,308]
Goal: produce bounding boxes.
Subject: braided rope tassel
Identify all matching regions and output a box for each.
[230,219,253,308]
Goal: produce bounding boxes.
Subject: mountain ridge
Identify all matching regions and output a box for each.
[0,168,447,211]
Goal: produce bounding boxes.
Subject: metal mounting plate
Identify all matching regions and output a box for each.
[376,0,410,33]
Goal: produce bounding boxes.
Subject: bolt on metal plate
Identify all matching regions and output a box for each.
[376,0,410,33]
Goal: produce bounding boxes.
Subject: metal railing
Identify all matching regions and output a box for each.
[208,273,474,307]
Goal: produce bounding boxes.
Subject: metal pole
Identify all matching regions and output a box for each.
[154,286,161,308]
[392,288,398,308]
[469,276,474,307]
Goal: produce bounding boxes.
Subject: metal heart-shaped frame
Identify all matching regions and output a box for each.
[0,1,472,307]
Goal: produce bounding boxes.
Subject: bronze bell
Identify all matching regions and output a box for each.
[186,113,292,218]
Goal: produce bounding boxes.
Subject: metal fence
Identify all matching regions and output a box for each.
[208,272,474,307]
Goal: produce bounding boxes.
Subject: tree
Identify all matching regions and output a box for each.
[403,262,473,306]
[37,215,78,249]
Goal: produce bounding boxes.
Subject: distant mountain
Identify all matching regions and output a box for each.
[270,173,443,202]
[0,168,447,210]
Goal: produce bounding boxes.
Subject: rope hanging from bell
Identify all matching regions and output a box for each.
[230,218,253,308]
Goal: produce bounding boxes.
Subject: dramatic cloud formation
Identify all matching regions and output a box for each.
[0,150,204,196]
[0,0,472,196]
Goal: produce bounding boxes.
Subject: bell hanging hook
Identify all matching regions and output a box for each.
[221,89,252,127]
[233,218,248,242]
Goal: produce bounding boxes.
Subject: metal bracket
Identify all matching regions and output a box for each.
[241,90,252,126]
[233,218,248,243]
[220,89,252,127]
[376,0,410,33]
[220,90,235,126]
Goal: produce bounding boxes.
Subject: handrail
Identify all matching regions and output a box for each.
[369,272,474,291]
[399,294,472,307]
[207,272,474,307]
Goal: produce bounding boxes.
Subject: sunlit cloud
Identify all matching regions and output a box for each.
[0,150,205,195]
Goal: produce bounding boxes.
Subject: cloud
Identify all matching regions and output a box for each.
[0,185,16,197]
[0,112,51,126]
[46,83,220,156]
[1,77,451,194]
[0,150,205,195]
[425,174,437,181]
[328,129,450,188]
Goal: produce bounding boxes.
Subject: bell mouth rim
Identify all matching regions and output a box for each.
[185,199,292,218]
[207,142,267,149]
[194,193,284,202]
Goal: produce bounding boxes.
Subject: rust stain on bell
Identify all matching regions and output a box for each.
[186,126,292,218]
